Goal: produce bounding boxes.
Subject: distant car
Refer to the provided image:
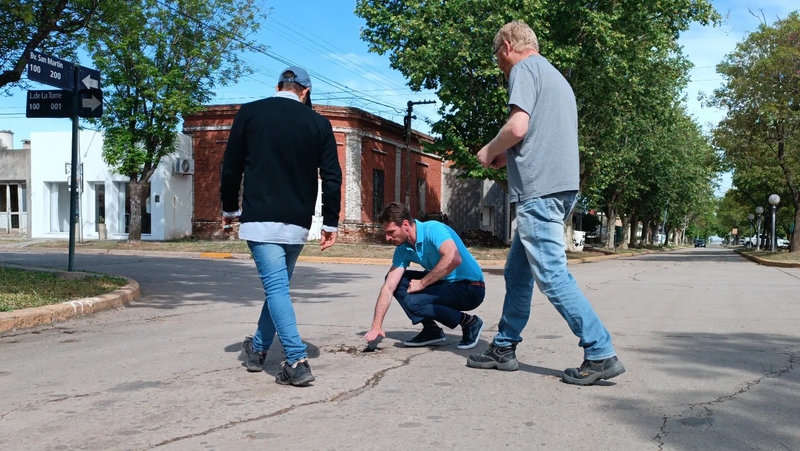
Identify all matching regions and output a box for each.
[694,239,706,248]
[777,237,790,249]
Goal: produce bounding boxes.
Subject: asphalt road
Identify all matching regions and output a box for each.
[1,246,798,451]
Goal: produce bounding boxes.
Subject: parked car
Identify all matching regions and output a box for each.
[694,239,706,248]
[777,237,790,249]
[742,234,765,247]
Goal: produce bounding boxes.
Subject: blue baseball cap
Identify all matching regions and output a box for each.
[278,66,312,89]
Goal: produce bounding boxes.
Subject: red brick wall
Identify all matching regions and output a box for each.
[184,104,441,240]
[334,131,347,220]
[423,155,442,213]
[183,105,239,238]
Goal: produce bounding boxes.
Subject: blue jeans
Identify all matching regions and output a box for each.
[394,270,485,329]
[248,241,306,364]
[494,192,616,361]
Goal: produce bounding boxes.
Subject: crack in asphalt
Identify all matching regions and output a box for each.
[778,268,800,281]
[653,351,797,450]
[586,268,653,289]
[149,350,431,448]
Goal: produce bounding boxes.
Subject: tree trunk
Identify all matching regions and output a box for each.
[628,214,639,248]
[564,209,577,252]
[604,205,616,250]
[127,180,145,242]
[664,224,672,246]
[792,208,800,253]
[650,221,658,245]
[619,214,630,250]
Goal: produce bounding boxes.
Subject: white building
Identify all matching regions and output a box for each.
[30,130,194,240]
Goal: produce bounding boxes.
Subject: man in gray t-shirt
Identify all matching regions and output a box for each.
[505,54,580,202]
[471,21,625,386]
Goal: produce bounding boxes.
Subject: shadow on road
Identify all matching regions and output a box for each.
[619,247,745,263]
[0,251,361,310]
[616,332,799,449]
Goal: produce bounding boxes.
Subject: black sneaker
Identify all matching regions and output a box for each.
[275,360,315,386]
[402,327,446,347]
[241,336,266,372]
[457,316,485,350]
[466,343,519,371]
[561,356,626,385]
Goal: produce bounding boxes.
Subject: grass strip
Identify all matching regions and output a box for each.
[0,267,128,312]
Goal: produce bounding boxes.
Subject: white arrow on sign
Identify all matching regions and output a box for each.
[82,95,101,111]
[82,74,99,89]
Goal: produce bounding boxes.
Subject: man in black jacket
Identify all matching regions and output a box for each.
[220,66,342,387]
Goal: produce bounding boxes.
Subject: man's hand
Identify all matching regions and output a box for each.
[222,216,236,232]
[491,152,508,168]
[364,327,385,342]
[320,231,337,251]
[408,279,425,293]
[476,145,494,168]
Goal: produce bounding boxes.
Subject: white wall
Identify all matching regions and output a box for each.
[30,130,193,241]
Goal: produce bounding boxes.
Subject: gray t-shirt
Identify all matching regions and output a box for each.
[506,54,580,202]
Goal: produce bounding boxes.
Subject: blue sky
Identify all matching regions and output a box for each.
[1,0,797,194]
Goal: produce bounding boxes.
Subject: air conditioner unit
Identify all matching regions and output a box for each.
[174,158,195,175]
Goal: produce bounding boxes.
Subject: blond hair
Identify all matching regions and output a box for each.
[494,21,539,53]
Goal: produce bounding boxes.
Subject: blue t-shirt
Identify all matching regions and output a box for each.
[391,220,484,283]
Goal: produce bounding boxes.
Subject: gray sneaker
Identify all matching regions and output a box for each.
[562,356,626,385]
[241,336,266,372]
[275,360,315,386]
[466,343,519,371]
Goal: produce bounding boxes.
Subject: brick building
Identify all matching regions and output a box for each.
[182,104,443,241]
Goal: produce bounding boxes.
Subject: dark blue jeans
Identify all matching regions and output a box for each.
[394,270,485,329]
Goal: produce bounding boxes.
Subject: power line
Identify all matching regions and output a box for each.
[153,0,416,114]
[268,11,418,95]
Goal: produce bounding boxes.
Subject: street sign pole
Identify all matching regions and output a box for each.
[26,51,103,271]
[68,66,80,271]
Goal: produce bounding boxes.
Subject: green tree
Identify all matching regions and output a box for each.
[86,0,266,241]
[710,12,800,252]
[356,0,718,248]
[0,0,99,93]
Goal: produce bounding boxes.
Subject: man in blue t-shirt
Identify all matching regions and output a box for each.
[364,202,486,349]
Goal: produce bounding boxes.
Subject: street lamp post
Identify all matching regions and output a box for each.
[755,206,764,251]
[747,213,755,247]
[769,194,780,252]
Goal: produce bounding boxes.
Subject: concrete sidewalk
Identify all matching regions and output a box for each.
[1,239,651,267]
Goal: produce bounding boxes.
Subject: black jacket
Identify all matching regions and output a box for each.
[220,96,342,229]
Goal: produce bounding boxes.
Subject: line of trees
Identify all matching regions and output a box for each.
[355,0,722,250]
[707,12,800,252]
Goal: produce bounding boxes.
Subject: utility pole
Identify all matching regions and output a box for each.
[403,100,435,207]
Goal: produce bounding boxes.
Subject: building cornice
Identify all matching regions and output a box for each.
[333,127,442,160]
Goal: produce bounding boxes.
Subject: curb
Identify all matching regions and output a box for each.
[735,249,800,268]
[2,246,660,268]
[0,265,141,334]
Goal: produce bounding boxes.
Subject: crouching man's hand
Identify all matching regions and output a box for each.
[365,327,385,342]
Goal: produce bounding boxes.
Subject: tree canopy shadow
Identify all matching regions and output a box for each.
[608,332,799,450]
